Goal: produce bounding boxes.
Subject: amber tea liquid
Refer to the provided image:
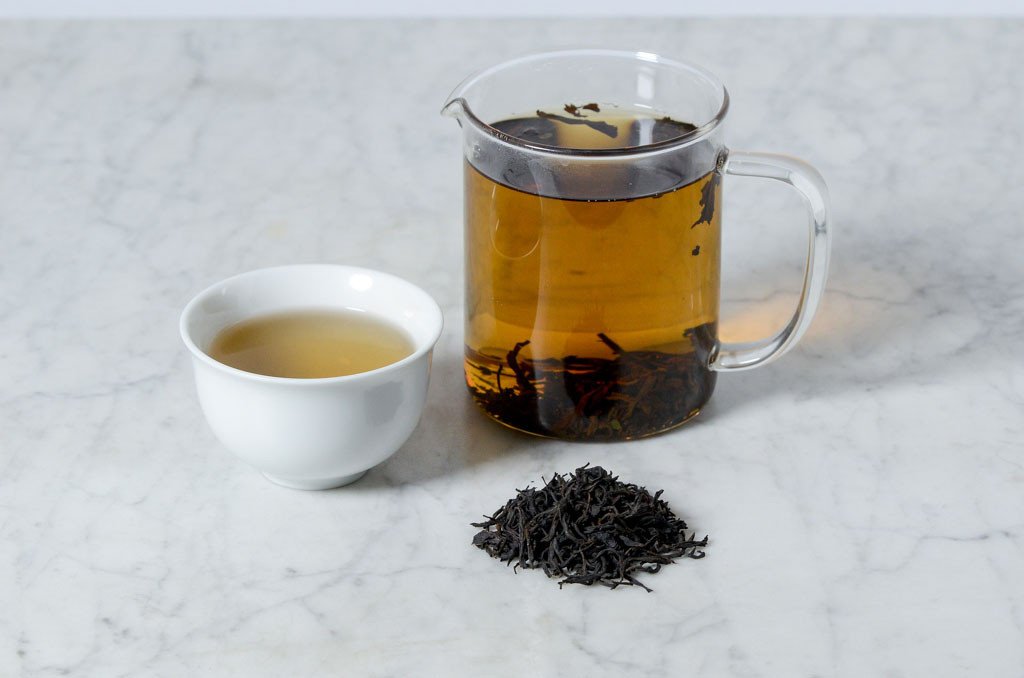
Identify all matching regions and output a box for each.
[210,309,414,379]
[464,105,721,440]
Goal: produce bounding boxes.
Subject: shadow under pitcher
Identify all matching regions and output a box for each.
[443,50,832,441]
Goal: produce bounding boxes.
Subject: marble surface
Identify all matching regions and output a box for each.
[2,18,1022,677]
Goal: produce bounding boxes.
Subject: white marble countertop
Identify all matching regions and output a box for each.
[2,18,1022,676]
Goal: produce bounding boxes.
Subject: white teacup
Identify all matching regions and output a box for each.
[180,265,443,490]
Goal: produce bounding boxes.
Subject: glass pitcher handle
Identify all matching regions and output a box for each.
[710,150,832,372]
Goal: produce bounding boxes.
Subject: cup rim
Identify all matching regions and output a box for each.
[179,264,444,386]
[442,48,731,158]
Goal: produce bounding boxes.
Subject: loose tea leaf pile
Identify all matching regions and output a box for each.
[472,466,707,592]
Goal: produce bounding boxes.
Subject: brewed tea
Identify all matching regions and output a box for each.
[209,309,414,378]
[464,104,721,439]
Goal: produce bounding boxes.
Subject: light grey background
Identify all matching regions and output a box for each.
[1,0,1022,16]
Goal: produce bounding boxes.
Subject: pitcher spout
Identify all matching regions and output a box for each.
[440,97,466,121]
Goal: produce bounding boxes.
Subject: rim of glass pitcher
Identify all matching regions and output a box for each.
[443,49,731,157]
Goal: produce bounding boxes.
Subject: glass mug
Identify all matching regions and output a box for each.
[442,50,831,441]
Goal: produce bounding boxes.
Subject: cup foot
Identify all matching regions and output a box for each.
[261,470,368,490]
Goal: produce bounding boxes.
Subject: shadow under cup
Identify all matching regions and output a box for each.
[179,265,443,490]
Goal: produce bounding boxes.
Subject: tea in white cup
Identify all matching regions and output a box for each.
[180,264,443,490]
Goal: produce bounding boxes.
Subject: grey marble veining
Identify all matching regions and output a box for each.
[1,18,1022,676]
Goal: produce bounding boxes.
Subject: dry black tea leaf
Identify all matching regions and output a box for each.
[472,465,708,592]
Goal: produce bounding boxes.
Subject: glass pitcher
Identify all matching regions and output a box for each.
[443,49,831,441]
